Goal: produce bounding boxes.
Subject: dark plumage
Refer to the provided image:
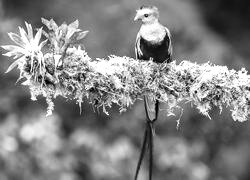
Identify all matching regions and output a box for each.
[138,34,172,63]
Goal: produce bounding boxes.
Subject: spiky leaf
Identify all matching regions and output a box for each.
[25,22,33,41]
[68,19,79,29]
[18,27,29,45]
[1,45,26,58]
[76,31,89,41]
[33,28,43,47]
[5,57,24,73]
[39,39,48,49]
[8,33,25,47]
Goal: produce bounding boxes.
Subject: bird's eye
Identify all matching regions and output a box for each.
[144,14,149,17]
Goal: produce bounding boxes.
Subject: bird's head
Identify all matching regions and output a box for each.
[134,6,159,24]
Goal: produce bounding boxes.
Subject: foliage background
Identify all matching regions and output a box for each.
[0,0,250,180]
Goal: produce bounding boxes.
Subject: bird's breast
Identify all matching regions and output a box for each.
[141,33,165,44]
[140,24,166,44]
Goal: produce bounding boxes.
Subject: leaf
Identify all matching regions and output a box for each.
[5,57,24,73]
[42,30,49,39]
[15,70,25,84]
[21,79,31,86]
[41,18,50,27]
[1,45,22,52]
[2,51,23,59]
[54,55,61,69]
[13,53,24,59]
[39,39,48,49]
[33,28,42,47]
[8,32,25,47]
[58,23,68,39]
[41,18,58,31]
[49,19,59,31]
[18,26,29,45]
[25,22,33,40]
[68,19,79,29]
[76,31,89,41]
[66,27,77,40]
[1,45,26,58]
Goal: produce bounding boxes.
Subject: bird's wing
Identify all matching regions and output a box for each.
[164,27,173,59]
[135,32,143,59]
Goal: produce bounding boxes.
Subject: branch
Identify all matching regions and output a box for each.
[2,19,250,121]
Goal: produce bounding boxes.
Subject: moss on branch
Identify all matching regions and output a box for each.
[2,19,250,121]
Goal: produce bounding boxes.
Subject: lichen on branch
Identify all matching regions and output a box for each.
[2,19,250,121]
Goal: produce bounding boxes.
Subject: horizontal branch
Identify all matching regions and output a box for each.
[2,19,250,121]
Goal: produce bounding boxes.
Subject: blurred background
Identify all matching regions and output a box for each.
[0,0,250,180]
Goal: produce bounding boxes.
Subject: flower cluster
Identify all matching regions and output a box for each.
[2,19,250,121]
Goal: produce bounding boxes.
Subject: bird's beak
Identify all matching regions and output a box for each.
[134,14,141,21]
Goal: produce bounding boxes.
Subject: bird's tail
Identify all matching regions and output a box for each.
[134,121,148,180]
[134,96,159,180]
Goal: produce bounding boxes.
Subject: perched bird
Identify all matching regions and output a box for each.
[134,5,172,180]
[134,5,172,63]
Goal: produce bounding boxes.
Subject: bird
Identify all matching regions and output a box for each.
[134,5,172,180]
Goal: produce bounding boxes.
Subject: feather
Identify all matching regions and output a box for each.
[165,27,173,59]
[135,33,142,59]
[134,125,148,180]
[144,95,157,120]
[148,122,154,180]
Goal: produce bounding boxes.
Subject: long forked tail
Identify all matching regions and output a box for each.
[148,121,154,180]
[134,96,159,180]
[134,123,148,180]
